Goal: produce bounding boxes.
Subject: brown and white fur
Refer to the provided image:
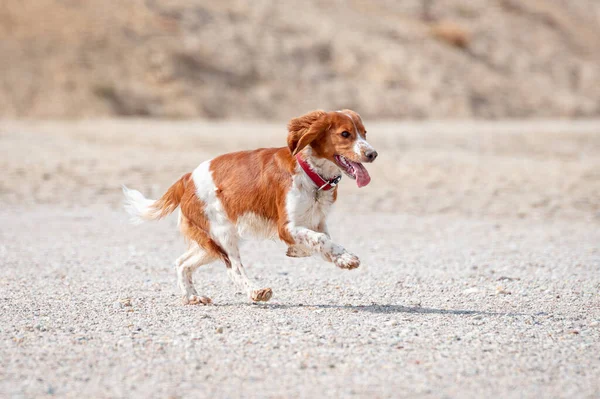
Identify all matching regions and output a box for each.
[123,110,378,305]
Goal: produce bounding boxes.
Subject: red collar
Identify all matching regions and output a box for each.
[295,154,342,191]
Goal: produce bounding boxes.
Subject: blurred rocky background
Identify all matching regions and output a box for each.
[1,0,600,119]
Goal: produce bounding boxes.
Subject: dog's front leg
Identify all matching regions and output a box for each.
[289,226,360,269]
[285,221,328,258]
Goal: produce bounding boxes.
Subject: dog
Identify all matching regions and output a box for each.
[123,109,378,305]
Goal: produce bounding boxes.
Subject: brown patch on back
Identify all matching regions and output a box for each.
[210,147,296,245]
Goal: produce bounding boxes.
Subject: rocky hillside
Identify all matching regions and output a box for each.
[1,0,599,119]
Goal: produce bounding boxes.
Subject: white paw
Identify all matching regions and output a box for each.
[250,288,273,302]
[334,252,360,270]
[182,295,212,305]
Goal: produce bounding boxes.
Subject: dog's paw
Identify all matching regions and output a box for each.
[182,295,212,305]
[251,288,273,302]
[334,252,360,270]
[286,245,311,258]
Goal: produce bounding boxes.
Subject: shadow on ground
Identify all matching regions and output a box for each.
[213,302,533,317]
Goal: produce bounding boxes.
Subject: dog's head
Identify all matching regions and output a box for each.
[287,109,377,187]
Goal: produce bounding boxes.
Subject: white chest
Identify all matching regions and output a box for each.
[286,174,335,230]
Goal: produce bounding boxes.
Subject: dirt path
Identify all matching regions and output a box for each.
[0,120,599,398]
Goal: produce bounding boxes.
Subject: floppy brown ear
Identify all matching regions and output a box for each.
[287,110,328,156]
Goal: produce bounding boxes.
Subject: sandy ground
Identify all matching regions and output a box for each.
[0,120,599,398]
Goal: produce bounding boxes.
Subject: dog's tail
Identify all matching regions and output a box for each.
[122,173,191,224]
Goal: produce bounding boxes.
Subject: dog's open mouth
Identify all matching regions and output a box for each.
[334,154,371,188]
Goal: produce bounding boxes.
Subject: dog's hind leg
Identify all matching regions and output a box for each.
[175,243,216,305]
[214,227,273,303]
[177,214,221,305]
[227,252,273,303]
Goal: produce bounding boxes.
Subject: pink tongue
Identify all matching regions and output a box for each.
[350,161,371,188]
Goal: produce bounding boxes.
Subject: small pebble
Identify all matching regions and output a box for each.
[119,298,132,307]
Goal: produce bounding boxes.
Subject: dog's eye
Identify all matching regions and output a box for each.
[341,131,351,138]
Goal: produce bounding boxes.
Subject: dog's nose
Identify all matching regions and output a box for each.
[365,149,378,162]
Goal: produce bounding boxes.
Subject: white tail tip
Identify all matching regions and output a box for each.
[122,185,157,224]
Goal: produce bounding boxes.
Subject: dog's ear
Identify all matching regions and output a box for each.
[287,110,329,156]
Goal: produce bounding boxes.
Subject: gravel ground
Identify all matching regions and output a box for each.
[0,120,599,398]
